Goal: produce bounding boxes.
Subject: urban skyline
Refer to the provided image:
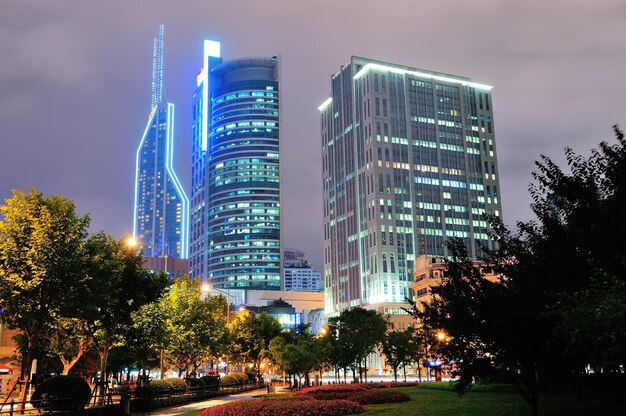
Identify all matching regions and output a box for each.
[1,1,624,273]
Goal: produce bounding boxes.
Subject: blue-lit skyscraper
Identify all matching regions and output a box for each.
[133,25,189,259]
[190,41,282,291]
[320,57,502,314]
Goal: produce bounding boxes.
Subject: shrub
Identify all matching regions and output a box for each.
[148,379,173,390]
[309,389,411,404]
[297,383,371,395]
[220,371,248,386]
[31,375,91,412]
[245,372,257,383]
[168,377,188,391]
[200,375,220,390]
[199,397,364,416]
[188,378,205,387]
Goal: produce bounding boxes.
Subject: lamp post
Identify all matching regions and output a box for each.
[202,284,234,319]
[126,237,170,278]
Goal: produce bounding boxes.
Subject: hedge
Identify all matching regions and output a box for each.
[308,389,411,405]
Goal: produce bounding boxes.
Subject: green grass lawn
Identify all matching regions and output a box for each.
[175,386,624,416]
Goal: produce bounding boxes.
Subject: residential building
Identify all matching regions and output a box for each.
[190,40,282,292]
[319,56,502,316]
[133,25,189,259]
[283,248,323,292]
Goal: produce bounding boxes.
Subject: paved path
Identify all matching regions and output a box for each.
[134,388,268,415]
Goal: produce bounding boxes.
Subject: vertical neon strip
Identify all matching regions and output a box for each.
[133,108,157,238]
[165,103,190,258]
[201,40,220,152]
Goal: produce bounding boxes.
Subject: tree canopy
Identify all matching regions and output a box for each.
[410,126,626,416]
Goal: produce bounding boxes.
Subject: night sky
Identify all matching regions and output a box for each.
[1,0,624,271]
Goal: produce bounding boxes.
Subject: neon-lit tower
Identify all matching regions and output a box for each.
[190,40,282,291]
[133,25,189,259]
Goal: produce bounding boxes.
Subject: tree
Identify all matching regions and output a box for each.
[162,277,228,377]
[328,307,387,383]
[127,302,167,378]
[410,126,626,416]
[49,318,92,375]
[227,310,282,377]
[0,189,89,406]
[381,328,415,382]
[81,232,168,399]
[268,325,328,387]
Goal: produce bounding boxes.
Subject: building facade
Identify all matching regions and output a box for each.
[411,255,500,308]
[320,56,502,314]
[190,40,282,291]
[283,248,323,292]
[133,25,189,259]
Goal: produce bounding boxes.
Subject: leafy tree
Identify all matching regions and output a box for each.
[227,310,282,377]
[328,307,387,383]
[0,189,89,405]
[162,277,228,377]
[268,325,328,387]
[411,126,626,416]
[48,318,92,375]
[381,327,415,382]
[127,302,167,378]
[81,232,168,398]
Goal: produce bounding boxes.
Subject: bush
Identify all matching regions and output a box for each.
[220,371,248,386]
[199,397,365,416]
[168,377,188,391]
[200,375,220,390]
[308,389,411,404]
[31,375,91,412]
[188,378,205,387]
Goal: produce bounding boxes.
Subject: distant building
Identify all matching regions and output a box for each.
[229,290,324,331]
[410,255,500,308]
[133,25,189,259]
[282,248,322,292]
[190,40,282,292]
[142,256,189,279]
[319,56,502,316]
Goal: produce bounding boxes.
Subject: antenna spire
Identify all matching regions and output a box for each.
[151,25,165,108]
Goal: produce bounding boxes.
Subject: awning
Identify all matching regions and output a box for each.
[0,363,13,374]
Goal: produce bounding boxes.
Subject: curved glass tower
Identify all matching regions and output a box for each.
[133,25,189,259]
[190,41,281,291]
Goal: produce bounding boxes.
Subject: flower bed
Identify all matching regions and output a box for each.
[198,397,365,416]
[308,389,411,405]
[296,384,371,395]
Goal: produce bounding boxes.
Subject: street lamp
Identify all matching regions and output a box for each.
[126,237,170,278]
[202,284,234,319]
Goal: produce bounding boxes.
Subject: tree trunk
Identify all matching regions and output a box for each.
[403,364,407,382]
[96,348,110,405]
[393,367,398,382]
[364,356,368,383]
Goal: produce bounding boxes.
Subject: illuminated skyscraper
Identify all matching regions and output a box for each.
[319,57,502,314]
[133,25,189,259]
[190,40,281,291]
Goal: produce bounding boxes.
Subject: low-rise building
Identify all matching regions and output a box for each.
[411,255,500,309]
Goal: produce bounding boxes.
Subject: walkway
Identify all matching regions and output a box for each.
[134,387,268,415]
